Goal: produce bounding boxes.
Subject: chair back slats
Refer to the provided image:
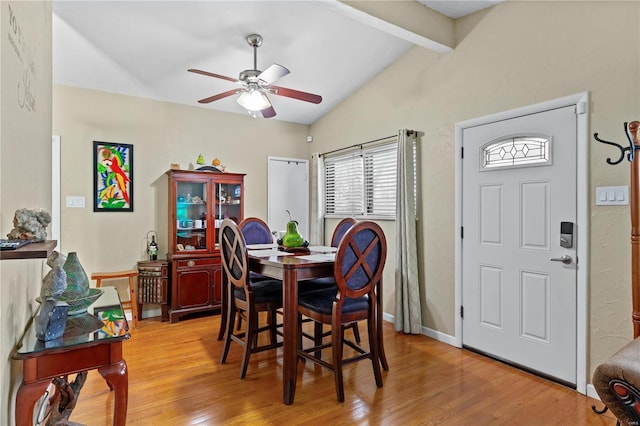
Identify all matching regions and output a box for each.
[219,219,249,290]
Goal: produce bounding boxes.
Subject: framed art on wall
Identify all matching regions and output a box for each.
[93,141,134,212]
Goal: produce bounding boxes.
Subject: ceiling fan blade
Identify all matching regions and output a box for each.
[261,106,276,118]
[271,86,322,104]
[188,69,239,83]
[197,89,240,104]
[258,64,290,85]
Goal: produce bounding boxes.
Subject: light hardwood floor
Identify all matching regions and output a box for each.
[67,314,615,425]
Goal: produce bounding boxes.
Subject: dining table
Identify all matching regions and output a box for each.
[218,245,387,405]
[249,248,336,404]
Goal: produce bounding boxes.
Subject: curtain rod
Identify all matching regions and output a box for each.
[320,129,415,157]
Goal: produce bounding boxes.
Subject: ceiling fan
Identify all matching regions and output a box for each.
[188,34,322,118]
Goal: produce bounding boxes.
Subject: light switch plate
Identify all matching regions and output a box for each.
[596,186,628,206]
[66,196,85,208]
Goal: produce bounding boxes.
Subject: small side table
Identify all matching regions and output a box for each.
[13,287,129,425]
[137,260,170,322]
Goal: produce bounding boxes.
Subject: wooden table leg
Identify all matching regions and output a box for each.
[282,269,299,404]
[98,360,128,426]
[15,381,50,426]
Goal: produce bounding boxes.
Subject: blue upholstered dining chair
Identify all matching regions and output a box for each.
[299,217,361,344]
[331,217,357,247]
[219,219,283,379]
[238,217,275,313]
[299,217,356,293]
[231,217,278,331]
[238,217,274,246]
[238,217,274,283]
[297,220,387,401]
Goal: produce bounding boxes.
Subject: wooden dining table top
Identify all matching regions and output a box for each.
[247,248,336,404]
[248,249,336,280]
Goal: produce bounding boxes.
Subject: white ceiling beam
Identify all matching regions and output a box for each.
[324,0,454,53]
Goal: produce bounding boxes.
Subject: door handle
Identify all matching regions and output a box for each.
[549,254,573,265]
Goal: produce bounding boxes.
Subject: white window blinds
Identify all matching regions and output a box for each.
[324,139,398,218]
[324,152,364,216]
[365,144,397,216]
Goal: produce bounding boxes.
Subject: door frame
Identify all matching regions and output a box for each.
[454,92,590,394]
[52,135,61,250]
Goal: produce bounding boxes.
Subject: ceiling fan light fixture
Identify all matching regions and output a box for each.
[189,33,321,120]
[236,90,271,112]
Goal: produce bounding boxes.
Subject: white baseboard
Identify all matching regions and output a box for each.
[126,307,161,322]
[141,307,161,319]
[586,384,601,401]
[382,312,458,347]
[421,324,459,347]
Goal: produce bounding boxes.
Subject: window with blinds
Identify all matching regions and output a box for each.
[324,140,398,218]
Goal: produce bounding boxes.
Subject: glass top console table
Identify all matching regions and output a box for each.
[13,286,130,425]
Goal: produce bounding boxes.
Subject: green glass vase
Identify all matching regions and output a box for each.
[61,252,90,299]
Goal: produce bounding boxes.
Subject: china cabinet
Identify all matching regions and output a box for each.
[166,169,245,322]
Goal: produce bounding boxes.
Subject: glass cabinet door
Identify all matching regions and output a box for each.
[214,182,242,246]
[175,180,209,251]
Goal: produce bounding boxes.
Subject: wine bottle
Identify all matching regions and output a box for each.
[149,236,158,261]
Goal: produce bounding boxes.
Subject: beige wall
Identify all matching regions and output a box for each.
[309,0,640,379]
[53,85,310,276]
[1,1,52,424]
[4,3,639,420]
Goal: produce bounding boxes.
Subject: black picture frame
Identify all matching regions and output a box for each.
[93,141,134,212]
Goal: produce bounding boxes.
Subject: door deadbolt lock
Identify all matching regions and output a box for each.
[550,254,573,265]
[560,222,574,248]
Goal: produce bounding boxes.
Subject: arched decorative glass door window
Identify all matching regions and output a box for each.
[481,135,551,169]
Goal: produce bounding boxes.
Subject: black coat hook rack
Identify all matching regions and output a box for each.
[594,122,639,164]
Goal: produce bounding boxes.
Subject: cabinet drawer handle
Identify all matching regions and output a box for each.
[187,260,195,267]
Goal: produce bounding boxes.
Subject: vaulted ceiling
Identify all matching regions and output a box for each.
[53,1,501,125]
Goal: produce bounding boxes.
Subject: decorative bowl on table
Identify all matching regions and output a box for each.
[59,288,104,316]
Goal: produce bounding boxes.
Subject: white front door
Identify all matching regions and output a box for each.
[462,105,577,384]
